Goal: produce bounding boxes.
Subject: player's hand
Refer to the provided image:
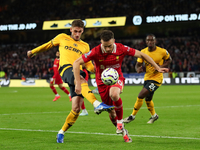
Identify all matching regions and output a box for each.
[157,68,169,73]
[136,66,143,73]
[27,50,35,58]
[75,84,82,95]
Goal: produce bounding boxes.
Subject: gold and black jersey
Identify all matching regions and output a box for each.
[31,33,94,75]
[137,46,170,85]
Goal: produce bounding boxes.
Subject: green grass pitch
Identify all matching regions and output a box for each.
[0,85,200,150]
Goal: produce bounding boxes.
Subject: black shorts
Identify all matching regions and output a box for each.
[143,80,160,94]
[59,66,86,98]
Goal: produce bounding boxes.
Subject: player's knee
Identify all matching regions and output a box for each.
[138,94,145,99]
[145,97,151,101]
[72,107,81,113]
[80,77,87,84]
[110,92,119,101]
[58,85,63,89]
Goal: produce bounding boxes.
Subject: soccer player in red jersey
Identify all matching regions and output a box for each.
[49,51,72,102]
[73,30,169,143]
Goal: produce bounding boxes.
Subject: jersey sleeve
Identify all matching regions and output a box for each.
[51,33,64,46]
[163,49,170,60]
[82,48,96,63]
[31,41,54,54]
[122,44,136,56]
[31,33,65,54]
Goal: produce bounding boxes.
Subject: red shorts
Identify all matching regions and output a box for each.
[97,77,124,106]
[50,75,63,85]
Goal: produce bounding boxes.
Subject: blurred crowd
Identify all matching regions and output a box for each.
[1,36,200,79]
[1,0,200,79]
[1,0,200,24]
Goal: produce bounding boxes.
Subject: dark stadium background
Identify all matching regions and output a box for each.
[0,0,200,83]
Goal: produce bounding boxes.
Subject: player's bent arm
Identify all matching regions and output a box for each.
[134,50,169,73]
[73,57,86,94]
[135,62,143,73]
[160,56,172,68]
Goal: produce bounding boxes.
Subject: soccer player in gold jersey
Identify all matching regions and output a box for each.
[124,34,172,124]
[27,20,114,143]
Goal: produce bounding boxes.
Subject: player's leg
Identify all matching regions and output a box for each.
[57,95,83,143]
[145,94,159,123]
[108,108,131,142]
[123,87,149,123]
[108,109,118,126]
[58,83,72,101]
[109,80,124,134]
[79,74,114,114]
[145,83,160,123]
[60,67,114,115]
[50,78,60,101]
[79,101,88,116]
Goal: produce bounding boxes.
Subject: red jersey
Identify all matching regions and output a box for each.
[50,58,60,78]
[82,43,136,84]
[83,68,89,81]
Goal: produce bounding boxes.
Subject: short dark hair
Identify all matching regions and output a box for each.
[146,34,156,39]
[100,30,114,41]
[72,19,84,28]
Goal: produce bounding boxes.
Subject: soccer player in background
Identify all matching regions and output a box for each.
[49,51,72,102]
[123,34,172,124]
[27,20,114,143]
[73,30,169,143]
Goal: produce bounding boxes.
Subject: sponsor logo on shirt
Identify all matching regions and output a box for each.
[64,46,83,55]
[106,63,120,69]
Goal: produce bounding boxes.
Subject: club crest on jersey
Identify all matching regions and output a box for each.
[73,43,78,47]
[116,56,119,61]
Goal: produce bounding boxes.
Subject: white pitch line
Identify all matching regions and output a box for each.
[0,111,70,116]
[0,128,199,140]
[0,105,200,116]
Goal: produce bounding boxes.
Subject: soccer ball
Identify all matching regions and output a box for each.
[101,68,119,85]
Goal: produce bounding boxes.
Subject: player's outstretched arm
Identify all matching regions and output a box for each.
[73,57,85,95]
[27,50,34,58]
[134,50,169,73]
[27,41,54,58]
